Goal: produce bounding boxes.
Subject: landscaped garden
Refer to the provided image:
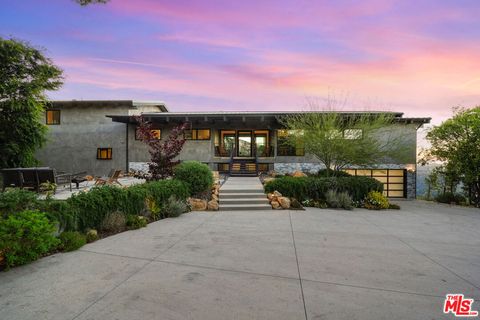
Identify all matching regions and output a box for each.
[263,169,400,211]
[0,160,217,270]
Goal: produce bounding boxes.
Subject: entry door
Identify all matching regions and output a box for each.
[237,131,252,157]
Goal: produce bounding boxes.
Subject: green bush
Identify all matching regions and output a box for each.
[435,192,466,205]
[85,229,98,243]
[100,211,126,233]
[161,196,189,218]
[364,191,389,210]
[37,200,75,233]
[265,176,382,202]
[312,169,351,177]
[126,215,148,229]
[0,189,39,217]
[388,203,401,210]
[0,210,60,268]
[174,161,213,196]
[325,190,353,210]
[59,231,86,252]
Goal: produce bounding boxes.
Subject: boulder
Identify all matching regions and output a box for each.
[278,197,291,209]
[207,200,219,211]
[211,194,219,201]
[273,190,282,197]
[271,201,281,209]
[267,193,274,201]
[292,171,307,177]
[189,198,207,211]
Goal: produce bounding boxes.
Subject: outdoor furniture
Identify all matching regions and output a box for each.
[1,169,22,191]
[0,167,75,192]
[95,170,122,186]
[71,171,88,189]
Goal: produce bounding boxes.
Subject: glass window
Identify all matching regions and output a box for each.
[344,168,406,198]
[277,130,305,156]
[46,110,60,125]
[185,129,211,140]
[97,148,112,160]
[135,128,161,140]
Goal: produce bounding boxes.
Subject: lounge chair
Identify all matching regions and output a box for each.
[95,170,122,186]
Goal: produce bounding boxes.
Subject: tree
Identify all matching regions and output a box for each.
[422,107,480,206]
[134,116,187,180]
[0,38,63,168]
[279,106,410,176]
[75,0,109,5]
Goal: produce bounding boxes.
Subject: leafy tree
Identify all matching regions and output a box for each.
[134,116,187,180]
[75,0,109,5]
[422,107,480,206]
[0,38,63,168]
[279,108,410,176]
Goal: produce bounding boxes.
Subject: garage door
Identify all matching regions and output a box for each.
[344,169,406,198]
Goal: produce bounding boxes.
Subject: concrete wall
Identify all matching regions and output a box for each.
[36,104,130,176]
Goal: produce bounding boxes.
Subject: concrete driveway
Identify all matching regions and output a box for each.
[0,201,479,320]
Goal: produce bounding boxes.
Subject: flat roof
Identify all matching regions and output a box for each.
[50,100,168,112]
[107,111,431,125]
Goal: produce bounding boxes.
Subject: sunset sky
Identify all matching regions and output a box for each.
[1,0,479,125]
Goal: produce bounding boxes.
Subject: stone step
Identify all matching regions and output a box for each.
[220,193,267,199]
[220,189,264,194]
[219,203,272,211]
[220,198,270,205]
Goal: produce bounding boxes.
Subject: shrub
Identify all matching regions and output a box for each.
[100,211,126,234]
[0,189,39,217]
[161,196,189,218]
[0,210,60,268]
[325,190,353,210]
[265,176,382,202]
[435,192,466,205]
[85,229,98,243]
[59,231,86,252]
[174,161,213,197]
[37,200,75,233]
[126,215,148,229]
[364,191,389,210]
[388,203,401,210]
[313,169,351,177]
[145,180,190,205]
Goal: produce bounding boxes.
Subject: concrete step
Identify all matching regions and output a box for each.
[219,203,272,211]
[220,198,270,205]
[220,193,267,199]
[220,189,264,194]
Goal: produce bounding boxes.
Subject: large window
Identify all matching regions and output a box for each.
[185,129,210,140]
[135,128,161,140]
[277,130,304,156]
[344,168,406,198]
[46,110,60,125]
[97,148,112,160]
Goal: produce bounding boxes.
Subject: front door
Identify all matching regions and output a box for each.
[237,131,252,157]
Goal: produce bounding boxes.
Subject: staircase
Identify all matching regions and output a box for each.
[229,159,258,177]
[219,177,271,211]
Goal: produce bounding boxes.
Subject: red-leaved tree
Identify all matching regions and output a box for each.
[134,115,187,180]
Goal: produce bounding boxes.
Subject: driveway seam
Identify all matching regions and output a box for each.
[361,215,480,291]
[289,211,309,320]
[70,212,217,320]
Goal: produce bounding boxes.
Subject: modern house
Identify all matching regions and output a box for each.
[37,100,430,199]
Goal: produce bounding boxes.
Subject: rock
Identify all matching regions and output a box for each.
[278,197,291,209]
[189,198,207,211]
[212,171,220,180]
[267,193,274,201]
[273,190,282,197]
[212,194,219,201]
[271,201,281,209]
[207,200,219,211]
[292,171,307,177]
[268,170,278,177]
[290,198,303,209]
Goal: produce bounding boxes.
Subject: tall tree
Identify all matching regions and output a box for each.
[422,107,480,206]
[0,38,63,168]
[134,116,187,180]
[279,107,410,176]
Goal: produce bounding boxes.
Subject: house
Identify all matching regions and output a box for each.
[36,100,431,199]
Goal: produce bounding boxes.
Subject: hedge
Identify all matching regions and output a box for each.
[264,176,383,201]
[174,161,213,196]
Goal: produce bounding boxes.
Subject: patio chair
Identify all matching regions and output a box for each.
[95,170,122,186]
[1,169,23,191]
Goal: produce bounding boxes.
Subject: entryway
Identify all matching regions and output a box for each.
[219,177,271,211]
